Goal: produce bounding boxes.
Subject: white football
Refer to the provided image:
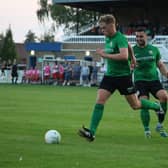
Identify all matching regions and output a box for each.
[44,130,61,144]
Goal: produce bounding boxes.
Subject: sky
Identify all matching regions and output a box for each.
[0,0,64,43]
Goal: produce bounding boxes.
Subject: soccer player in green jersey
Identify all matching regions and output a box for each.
[78,14,164,142]
[133,27,168,138]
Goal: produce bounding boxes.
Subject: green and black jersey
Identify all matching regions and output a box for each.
[133,44,161,81]
[104,31,131,77]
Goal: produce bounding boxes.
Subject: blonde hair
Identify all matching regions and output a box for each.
[99,14,116,25]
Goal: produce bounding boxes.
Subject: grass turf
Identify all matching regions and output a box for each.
[0,84,168,168]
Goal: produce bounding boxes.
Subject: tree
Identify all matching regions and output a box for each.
[1,28,17,62]
[36,0,100,34]
[39,31,55,42]
[0,32,4,61]
[24,30,38,43]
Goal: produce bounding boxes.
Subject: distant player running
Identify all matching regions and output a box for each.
[78,14,164,142]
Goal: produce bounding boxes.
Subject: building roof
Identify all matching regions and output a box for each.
[15,43,29,63]
[52,0,167,13]
[25,42,62,52]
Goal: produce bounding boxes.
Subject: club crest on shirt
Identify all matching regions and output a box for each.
[149,50,153,55]
[127,86,135,93]
[110,41,113,47]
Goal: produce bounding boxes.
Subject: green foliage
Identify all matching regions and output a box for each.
[37,0,101,33]
[39,31,55,42]
[37,0,49,22]
[0,85,168,168]
[0,32,5,60]
[24,30,38,43]
[0,28,17,62]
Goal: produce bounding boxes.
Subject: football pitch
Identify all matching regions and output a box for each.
[0,84,168,168]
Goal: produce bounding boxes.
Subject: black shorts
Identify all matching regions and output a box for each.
[12,72,18,77]
[99,75,136,95]
[135,80,164,99]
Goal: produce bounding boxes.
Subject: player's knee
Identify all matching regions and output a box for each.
[159,94,168,102]
[164,94,168,102]
[96,98,106,104]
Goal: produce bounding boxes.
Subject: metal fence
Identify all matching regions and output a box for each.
[63,35,168,48]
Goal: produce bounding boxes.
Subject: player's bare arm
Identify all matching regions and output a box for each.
[157,60,168,78]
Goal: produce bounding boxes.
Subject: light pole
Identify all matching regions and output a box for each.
[29,50,36,69]
[85,50,90,57]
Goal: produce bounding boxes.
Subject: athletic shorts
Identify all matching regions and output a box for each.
[52,72,59,79]
[11,72,18,77]
[99,75,136,95]
[59,73,64,80]
[44,75,50,80]
[135,80,164,99]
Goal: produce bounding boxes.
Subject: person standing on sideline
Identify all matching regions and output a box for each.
[58,62,64,85]
[11,59,18,84]
[78,14,164,142]
[52,61,59,85]
[43,62,51,84]
[133,27,168,138]
[91,61,99,86]
[63,62,72,86]
[81,62,90,87]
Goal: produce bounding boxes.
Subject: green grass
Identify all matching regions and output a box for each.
[0,84,168,168]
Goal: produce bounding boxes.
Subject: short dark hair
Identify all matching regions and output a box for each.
[136,27,146,33]
[136,27,155,38]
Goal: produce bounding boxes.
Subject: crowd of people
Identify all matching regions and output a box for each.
[90,18,168,37]
[42,60,101,87]
[0,60,105,86]
[122,19,168,36]
[0,58,107,86]
[0,59,19,84]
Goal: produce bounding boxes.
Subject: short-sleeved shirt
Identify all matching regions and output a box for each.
[133,44,161,81]
[104,31,130,77]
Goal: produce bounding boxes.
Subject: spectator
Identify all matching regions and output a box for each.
[63,62,72,86]
[43,62,51,84]
[1,60,7,77]
[91,61,99,86]
[11,59,18,84]
[72,61,81,85]
[58,62,64,85]
[52,61,59,85]
[81,63,90,87]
